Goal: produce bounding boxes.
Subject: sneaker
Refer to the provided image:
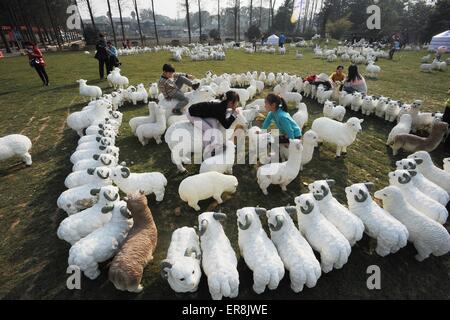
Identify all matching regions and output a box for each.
[192,83,200,90]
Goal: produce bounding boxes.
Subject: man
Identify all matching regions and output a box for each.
[329,65,346,88]
[95,33,110,79]
[158,64,199,115]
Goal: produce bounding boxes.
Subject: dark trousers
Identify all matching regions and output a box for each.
[34,64,49,85]
[98,58,111,79]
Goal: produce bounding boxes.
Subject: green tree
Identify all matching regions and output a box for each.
[326,16,352,39]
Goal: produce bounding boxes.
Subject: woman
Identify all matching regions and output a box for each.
[262,93,302,144]
[25,42,49,86]
[187,91,241,149]
[343,65,367,94]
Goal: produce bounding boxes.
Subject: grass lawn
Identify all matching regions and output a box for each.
[0,47,449,299]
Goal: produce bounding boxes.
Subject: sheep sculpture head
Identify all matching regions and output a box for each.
[389,170,417,186]
[396,158,417,171]
[198,212,227,237]
[265,207,297,232]
[90,185,120,214]
[345,117,364,133]
[296,193,320,215]
[407,151,429,167]
[345,183,374,204]
[160,247,202,293]
[86,167,111,180]
[374,186,403,204]
[236,207,267,231]
[308,180,336,201]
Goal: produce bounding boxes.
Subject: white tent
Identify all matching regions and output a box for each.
[429,30,450,52]
[265,34,279,46]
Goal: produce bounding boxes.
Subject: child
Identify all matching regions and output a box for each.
[262,93,302,144]
[158,64,199,115]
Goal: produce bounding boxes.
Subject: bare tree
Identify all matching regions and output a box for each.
[198,0,202,39]
[44,0,62,49]
[85,0,97,31]
[259,0,262,27]
[134,0,144,46]
[106,0,118,46]
[185,0,192,43]
[217,0,221,37]
[117,0,126,42]
[150,0,159,44]
[249,0,253,27]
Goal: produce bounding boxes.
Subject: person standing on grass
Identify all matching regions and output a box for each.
[95,33,110,79]
[442,87,450,147]
[389,34,401,60]
[25,42,49,86]
[158,64,200,115]
[279,33,286,48]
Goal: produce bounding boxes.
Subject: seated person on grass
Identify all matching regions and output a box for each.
[158,63,200,115]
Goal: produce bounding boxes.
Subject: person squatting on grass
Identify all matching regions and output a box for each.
[262,93,302,145]
[158,64,200,115]
[343,65,367,95]
[329,65,346,89]
[25,42,49,86]
[186,91,241,150]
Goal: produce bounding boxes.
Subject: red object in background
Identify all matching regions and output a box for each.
[0,51,4,59]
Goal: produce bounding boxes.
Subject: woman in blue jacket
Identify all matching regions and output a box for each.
[262,93,302,144]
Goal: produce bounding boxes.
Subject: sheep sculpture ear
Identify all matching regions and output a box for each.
[364,182,375,191]
[408,170,417,177]
[213,213,227,221]
[93,154,100,160]
[160,260,172,280]
[415,159,423,165]
[254,208,267,216]
[284,206,298,216]
[90,188,101,196]
[99,145,106,151]
[87,168,95,175]
[326,179,336,188]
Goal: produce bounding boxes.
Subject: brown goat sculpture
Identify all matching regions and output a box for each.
[108,191,158,293]
[392,121,448,156]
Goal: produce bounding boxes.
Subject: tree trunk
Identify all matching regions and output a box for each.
[74,0,86,35]
[117,0,126,42]
[249,0,253,28]
[259,0,262,28]
[134,0,144,46]
[268,0,272,30]
[107,0,118,47]
[303,0,310,32]
[151,0,159,45]
[237,0,240,41]
[0,28,12,53]
[17,0,37,44]
[185,0,191,43]
[234,0,238,41]
[8,4,27,43]
[86,0,97,31]
[198,0,202,39]
[217,0,220,37]
[44,0,62,49]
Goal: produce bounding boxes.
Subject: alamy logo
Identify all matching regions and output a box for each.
[366,265,381,290]
[66,5,81,30]
[66,265,81,290]
[367,0,381,30]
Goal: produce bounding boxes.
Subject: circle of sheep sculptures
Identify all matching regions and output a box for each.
[1,64,449,300]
